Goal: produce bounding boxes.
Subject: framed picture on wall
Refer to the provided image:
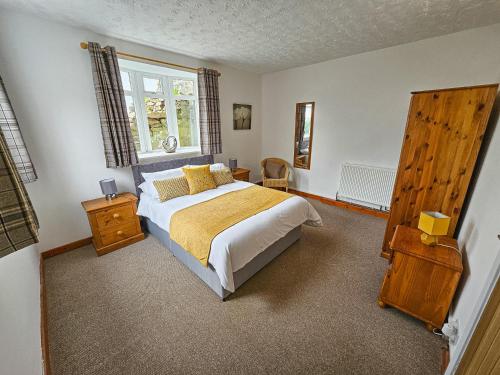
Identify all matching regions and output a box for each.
[233,104,252,130]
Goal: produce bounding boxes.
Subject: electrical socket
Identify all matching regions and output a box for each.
[442,319,459,344]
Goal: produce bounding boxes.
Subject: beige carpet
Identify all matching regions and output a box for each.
[45,199,442,375]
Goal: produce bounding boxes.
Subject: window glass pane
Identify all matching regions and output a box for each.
[143,77,162,94]
[173,79,194,96]
[176,99,198,147]
[144,97,168,150]
[125,96,141,152]
[120,71,131,91]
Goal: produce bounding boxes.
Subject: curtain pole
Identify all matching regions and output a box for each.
[80,42,220,76]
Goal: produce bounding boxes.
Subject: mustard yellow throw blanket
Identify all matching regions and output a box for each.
[170,185,293,266]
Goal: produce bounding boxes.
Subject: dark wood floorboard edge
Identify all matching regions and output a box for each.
[380,250,392,259]
[40,256,51,375]
[41,237,93,259]
[441,345,450,375]
[288,188,389,219]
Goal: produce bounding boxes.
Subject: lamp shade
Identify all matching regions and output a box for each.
[99,178,117,197]
[229,158,237,170]
[418,211,450,236]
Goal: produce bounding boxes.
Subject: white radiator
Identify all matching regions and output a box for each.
[337,163,396,210]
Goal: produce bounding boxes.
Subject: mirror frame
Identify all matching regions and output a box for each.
[293,101,315,170]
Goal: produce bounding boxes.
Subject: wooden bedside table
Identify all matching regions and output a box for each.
[81,193,144,256]
[231,167,250,182]
[378,225,462,330]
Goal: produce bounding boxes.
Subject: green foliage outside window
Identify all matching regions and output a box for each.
[173,80,194,96]
[176,100,195,147]
[125,96,141,152]
[144,97,168,150]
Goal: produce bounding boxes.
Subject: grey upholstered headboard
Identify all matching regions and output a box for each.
[131,154,214,196]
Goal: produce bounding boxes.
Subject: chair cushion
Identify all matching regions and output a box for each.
[153,176,190,202]
[211,168,234,186]
[265,161,284,179]
[182,165,217,194]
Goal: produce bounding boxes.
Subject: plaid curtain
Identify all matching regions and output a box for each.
[0,76,37,183]
[87,42,138,168]
[0,122,39,258]
[198,68,222,155]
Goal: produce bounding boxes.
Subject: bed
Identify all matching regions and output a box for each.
[132,155,322,300]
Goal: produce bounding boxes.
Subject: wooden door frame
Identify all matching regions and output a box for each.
[446,252,500,374]
[293,101,315,170]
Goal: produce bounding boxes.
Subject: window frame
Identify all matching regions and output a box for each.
[120,67,200,155]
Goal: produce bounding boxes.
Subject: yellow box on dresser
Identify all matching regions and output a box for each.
[81,192,144,256]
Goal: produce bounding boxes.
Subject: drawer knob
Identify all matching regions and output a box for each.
[117,230,124,236]
[113,213,120,219]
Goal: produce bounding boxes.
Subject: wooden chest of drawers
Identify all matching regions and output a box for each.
[378,225,462,330]
[231,167,250,182]
[82,193,144,256]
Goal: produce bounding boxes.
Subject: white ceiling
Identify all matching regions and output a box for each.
[1,0,500,73]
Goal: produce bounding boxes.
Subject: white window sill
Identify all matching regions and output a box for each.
[138,148,201,164]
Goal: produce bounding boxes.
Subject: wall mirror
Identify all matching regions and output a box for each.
[293,102,315,169]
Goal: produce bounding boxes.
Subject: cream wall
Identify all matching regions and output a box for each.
[261,23,500,197]
[0,9,262,251]
[0,245,42,375]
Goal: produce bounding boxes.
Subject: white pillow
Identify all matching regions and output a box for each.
[181,163,225,171]
[138,181,160,199]
[139,163,226,200]
[210,163,225,171]
[141,167,184,182]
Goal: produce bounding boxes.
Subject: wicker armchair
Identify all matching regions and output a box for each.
[261,158,289,192]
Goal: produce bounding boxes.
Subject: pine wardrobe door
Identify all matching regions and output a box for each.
[381,84,498,258]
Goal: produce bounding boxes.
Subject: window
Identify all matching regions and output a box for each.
[119,62,199,156]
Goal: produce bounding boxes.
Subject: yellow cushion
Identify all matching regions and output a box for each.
[153,176,190,202]
[182,165,216,195]
[211,168,234,186]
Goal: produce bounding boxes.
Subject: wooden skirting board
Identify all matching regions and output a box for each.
[288,188,389,219]
[41,237,93,259]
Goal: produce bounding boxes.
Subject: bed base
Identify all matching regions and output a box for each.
[144,218,301,301]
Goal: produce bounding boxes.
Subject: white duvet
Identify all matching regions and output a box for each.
[137,181,322,292]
